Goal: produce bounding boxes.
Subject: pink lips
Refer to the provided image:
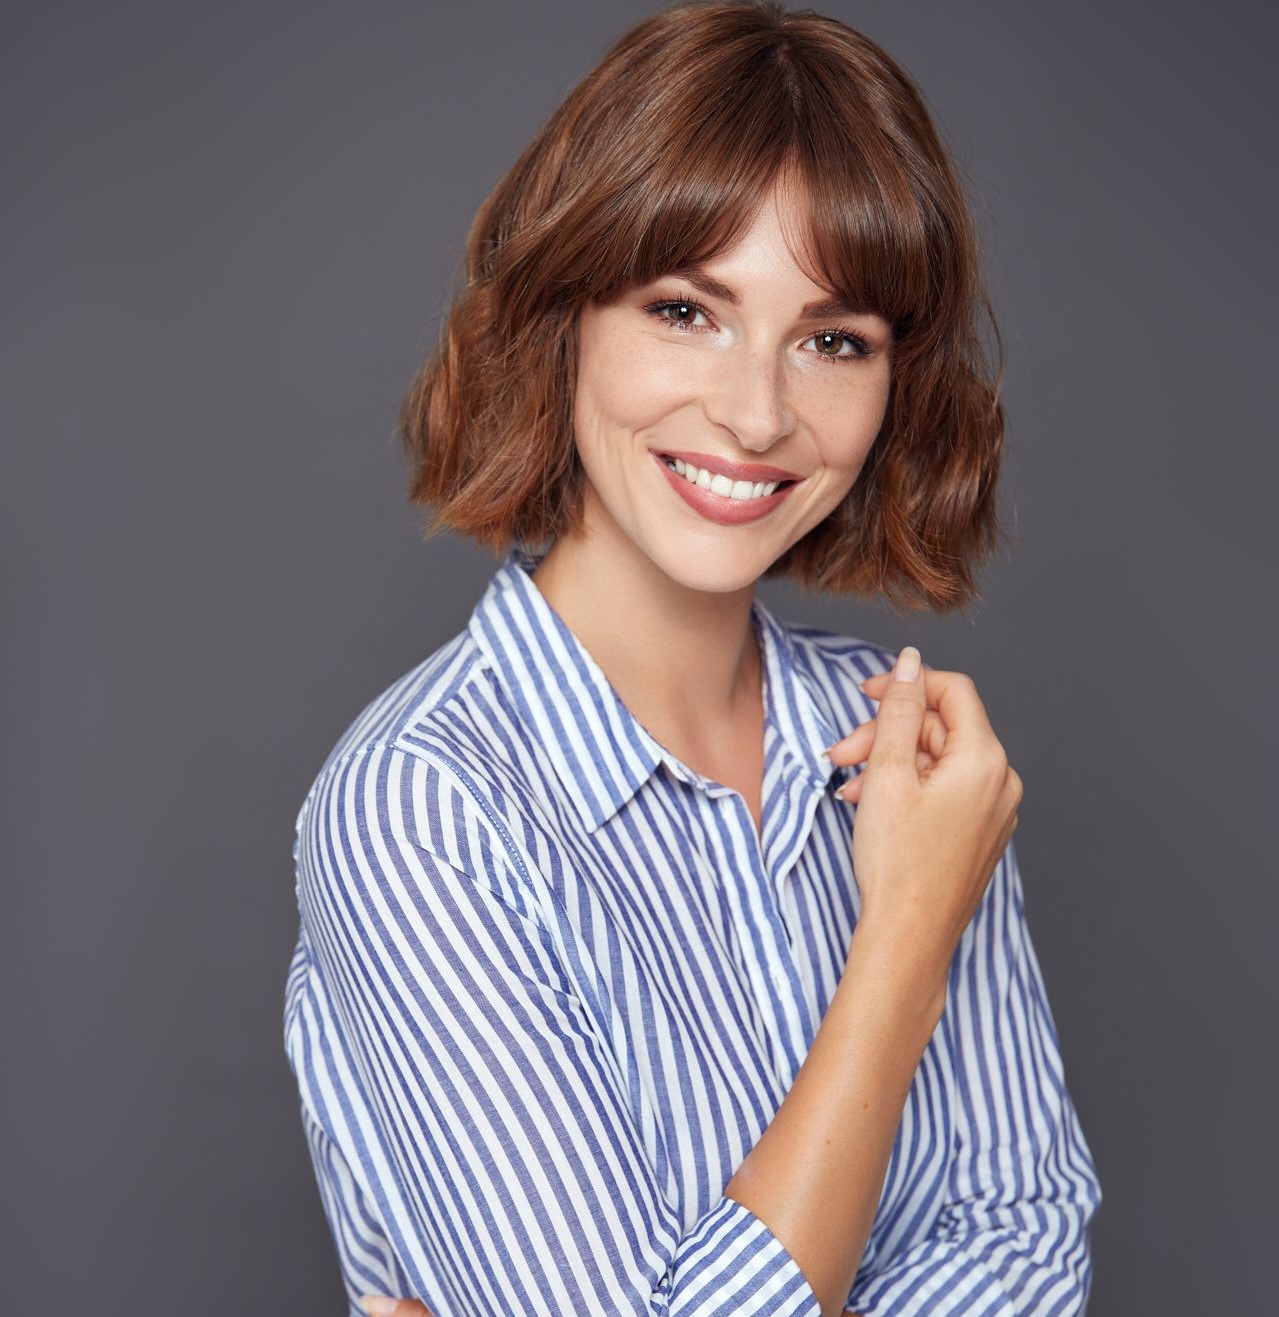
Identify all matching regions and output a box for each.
[652,451,799,526]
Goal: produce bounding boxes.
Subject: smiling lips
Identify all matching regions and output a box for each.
[651,449,802,526]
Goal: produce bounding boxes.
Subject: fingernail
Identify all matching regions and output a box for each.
[894,646,921,682]
[360,1298,398,1316]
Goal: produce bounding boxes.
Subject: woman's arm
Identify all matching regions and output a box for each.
[722,918,948,1315]
[716,655,1027,1317]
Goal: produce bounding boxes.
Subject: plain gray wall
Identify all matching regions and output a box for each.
[4,2,1275,1312]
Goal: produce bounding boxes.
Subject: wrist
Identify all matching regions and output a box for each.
[845,915,950,1026]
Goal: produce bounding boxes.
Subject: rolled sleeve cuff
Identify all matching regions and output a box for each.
[667,1195,822,1316]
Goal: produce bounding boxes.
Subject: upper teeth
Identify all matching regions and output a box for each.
[664,457,781,500]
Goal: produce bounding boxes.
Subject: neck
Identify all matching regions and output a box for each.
[528,522,762,761]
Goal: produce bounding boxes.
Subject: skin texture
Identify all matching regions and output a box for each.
[350,177,1021,1316]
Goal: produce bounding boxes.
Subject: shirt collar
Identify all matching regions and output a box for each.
[467,545,845,833]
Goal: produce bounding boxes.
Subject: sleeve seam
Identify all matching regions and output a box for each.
[311,739,574,936]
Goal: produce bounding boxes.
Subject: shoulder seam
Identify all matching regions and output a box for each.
[394,743,574,946]
[299,738,405,807]
[390,640,492,747]
[302,740,542,902]
[403,744,539,895]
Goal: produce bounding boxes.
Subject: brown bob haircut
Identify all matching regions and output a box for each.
[397,0,1009,614]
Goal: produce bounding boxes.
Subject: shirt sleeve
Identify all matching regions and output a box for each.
[286,741,822,1317]
[846,839,1103,1317]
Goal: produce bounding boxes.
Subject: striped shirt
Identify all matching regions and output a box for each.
[283,544,1102,1317]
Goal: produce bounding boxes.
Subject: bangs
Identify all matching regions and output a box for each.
[542,37,946,339]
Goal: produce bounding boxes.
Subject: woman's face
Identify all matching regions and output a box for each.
[572,181,893,594]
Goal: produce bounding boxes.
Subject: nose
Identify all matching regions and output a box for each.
[701,341,797,452]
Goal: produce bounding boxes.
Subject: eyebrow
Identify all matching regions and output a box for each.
[666,264,874,322]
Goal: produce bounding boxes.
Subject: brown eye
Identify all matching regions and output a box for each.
[642,292,715,332]
[808,329,873,362]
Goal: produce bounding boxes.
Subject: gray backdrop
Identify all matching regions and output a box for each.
[4,2,1275,1312]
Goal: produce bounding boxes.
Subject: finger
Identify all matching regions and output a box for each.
[826,709,946,766]
[864,646,928,775]
[824,720,875,763]
[860,665,997,756]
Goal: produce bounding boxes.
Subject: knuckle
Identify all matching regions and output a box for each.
[959,741,1006,782]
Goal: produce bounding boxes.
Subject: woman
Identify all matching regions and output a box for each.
[283,3,1102,1315]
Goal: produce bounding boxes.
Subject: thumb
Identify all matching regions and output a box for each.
[866,645,925,774]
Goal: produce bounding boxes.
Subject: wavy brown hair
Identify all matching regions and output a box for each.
[397,0,1009,614]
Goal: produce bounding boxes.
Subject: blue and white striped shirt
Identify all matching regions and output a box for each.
[283,545,1101,1317]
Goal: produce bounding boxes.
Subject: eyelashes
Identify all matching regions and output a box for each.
[639,289,875,364]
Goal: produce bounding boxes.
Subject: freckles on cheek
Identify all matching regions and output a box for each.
[811,386,889,469]
[597,338,693,429]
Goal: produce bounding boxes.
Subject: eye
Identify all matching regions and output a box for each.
[805,328,874,363]
[640,288,877,365]
[641,294,714,333]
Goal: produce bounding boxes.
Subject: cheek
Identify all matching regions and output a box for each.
[808,374,891,475]
[576,328,695,432]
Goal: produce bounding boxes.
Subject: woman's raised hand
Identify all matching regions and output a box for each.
[827,646,1022,992]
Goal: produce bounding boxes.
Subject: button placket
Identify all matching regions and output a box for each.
[715,790,811,1085]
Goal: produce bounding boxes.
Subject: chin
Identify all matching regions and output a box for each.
[639,531,780,596]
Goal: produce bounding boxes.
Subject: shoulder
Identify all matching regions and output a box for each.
[294,625,542,884]
[293,620,517,852]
